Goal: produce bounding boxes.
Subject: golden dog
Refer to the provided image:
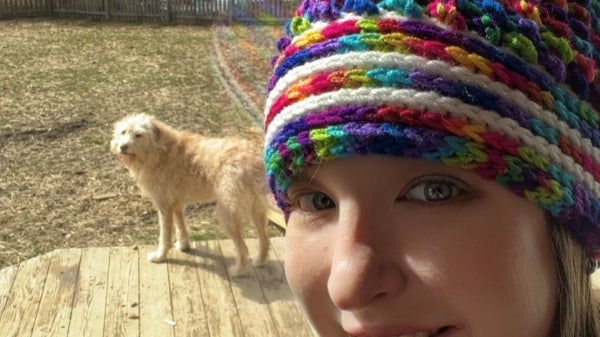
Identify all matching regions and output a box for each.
[110,113,270,276]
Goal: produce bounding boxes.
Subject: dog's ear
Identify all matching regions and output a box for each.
[149,119,167,152]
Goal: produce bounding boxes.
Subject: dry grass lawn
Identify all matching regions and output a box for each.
[0,18,284,269]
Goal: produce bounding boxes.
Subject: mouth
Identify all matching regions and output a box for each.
[348,325,456,337]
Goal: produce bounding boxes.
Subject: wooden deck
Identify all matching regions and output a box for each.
[0,237,317,337]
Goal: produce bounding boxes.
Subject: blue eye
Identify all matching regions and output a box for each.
[297,192,335,211]
[404,179,463,202]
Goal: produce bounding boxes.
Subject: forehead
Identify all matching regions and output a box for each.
[114,115,152,133]
[294,156,480,184]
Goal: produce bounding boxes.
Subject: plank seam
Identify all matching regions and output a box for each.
[101,247,113,337]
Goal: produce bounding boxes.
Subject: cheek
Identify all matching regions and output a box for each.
[451,255,555,336]
[283,224,332,308]
[125,136,140,150]
[110,137,118,151]
[111,135,123,150]
[284,230,326,295]
[114,134,127,145]
[431,212,556,335]
[284,226,343,335]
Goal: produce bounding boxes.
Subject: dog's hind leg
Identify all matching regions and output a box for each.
[147,207,174,263]
[216,203,250,277]
[250,199,270,267]
[174,206,191,252]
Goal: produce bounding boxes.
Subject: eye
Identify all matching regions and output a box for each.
[403,176,466,203]
[294,192,335,211]
[134,133,142,138]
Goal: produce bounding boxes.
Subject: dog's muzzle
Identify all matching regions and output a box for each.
[119,144,130,155]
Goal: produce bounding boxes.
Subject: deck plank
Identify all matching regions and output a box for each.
[195,240,245,337]
[250,240,317,337]
[31,249,81,337]
[0,238,318,337]
[68,247,111,337]
[0,264,18,319]
[0,253,52,337]
[167,246,210,337]
[220,239,279,337]
[138,246,175,337]
[267,207,286,230]
[103,246,140,337]
[270,238,287,272]
[271,238,319,336]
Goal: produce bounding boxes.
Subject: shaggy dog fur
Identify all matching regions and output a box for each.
[110,113,270,276]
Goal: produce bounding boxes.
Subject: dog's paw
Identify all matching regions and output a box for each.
[175,240,191,252]
[228,264,250,277]
[147,250,167,263]
[252,257,267,268]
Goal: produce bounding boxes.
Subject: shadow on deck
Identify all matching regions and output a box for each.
[0,237,317,337]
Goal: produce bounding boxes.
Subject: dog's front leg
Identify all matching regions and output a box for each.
[147,208,173,263]
[174,207,191,251]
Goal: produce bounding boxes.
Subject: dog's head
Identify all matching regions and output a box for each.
[110,113,159,161]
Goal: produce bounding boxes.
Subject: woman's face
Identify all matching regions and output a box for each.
[285,156,557,337]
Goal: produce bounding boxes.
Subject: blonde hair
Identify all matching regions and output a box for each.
[550,218,600,337]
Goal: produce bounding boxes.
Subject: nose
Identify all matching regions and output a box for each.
[327,206,405,310]
[120,144,128,152]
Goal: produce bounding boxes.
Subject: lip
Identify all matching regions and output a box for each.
[346,325,458,337]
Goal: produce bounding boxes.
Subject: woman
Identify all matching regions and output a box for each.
[262,0,600,336]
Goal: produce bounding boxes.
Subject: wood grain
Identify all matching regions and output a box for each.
[0,238,317,337]
[68,247,110,337]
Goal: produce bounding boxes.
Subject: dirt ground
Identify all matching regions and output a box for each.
[0,18,285,269]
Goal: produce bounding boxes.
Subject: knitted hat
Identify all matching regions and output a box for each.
[263,0,600,258]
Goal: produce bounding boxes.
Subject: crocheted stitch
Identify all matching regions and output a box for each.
[264,0,600,258]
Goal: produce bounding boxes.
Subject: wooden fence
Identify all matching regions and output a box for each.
[0,0,295,22]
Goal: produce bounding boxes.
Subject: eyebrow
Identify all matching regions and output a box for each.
[291,172,311,186]
[293,165,321,186]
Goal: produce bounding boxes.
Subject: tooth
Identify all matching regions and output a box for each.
[398,330,436,337]
[398,333,423,337]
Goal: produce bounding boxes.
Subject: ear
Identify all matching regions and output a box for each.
[149,119,166,151]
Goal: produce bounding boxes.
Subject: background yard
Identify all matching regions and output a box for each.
[0,18,284,269]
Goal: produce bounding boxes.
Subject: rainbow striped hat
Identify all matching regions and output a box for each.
[263,0,600,258]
